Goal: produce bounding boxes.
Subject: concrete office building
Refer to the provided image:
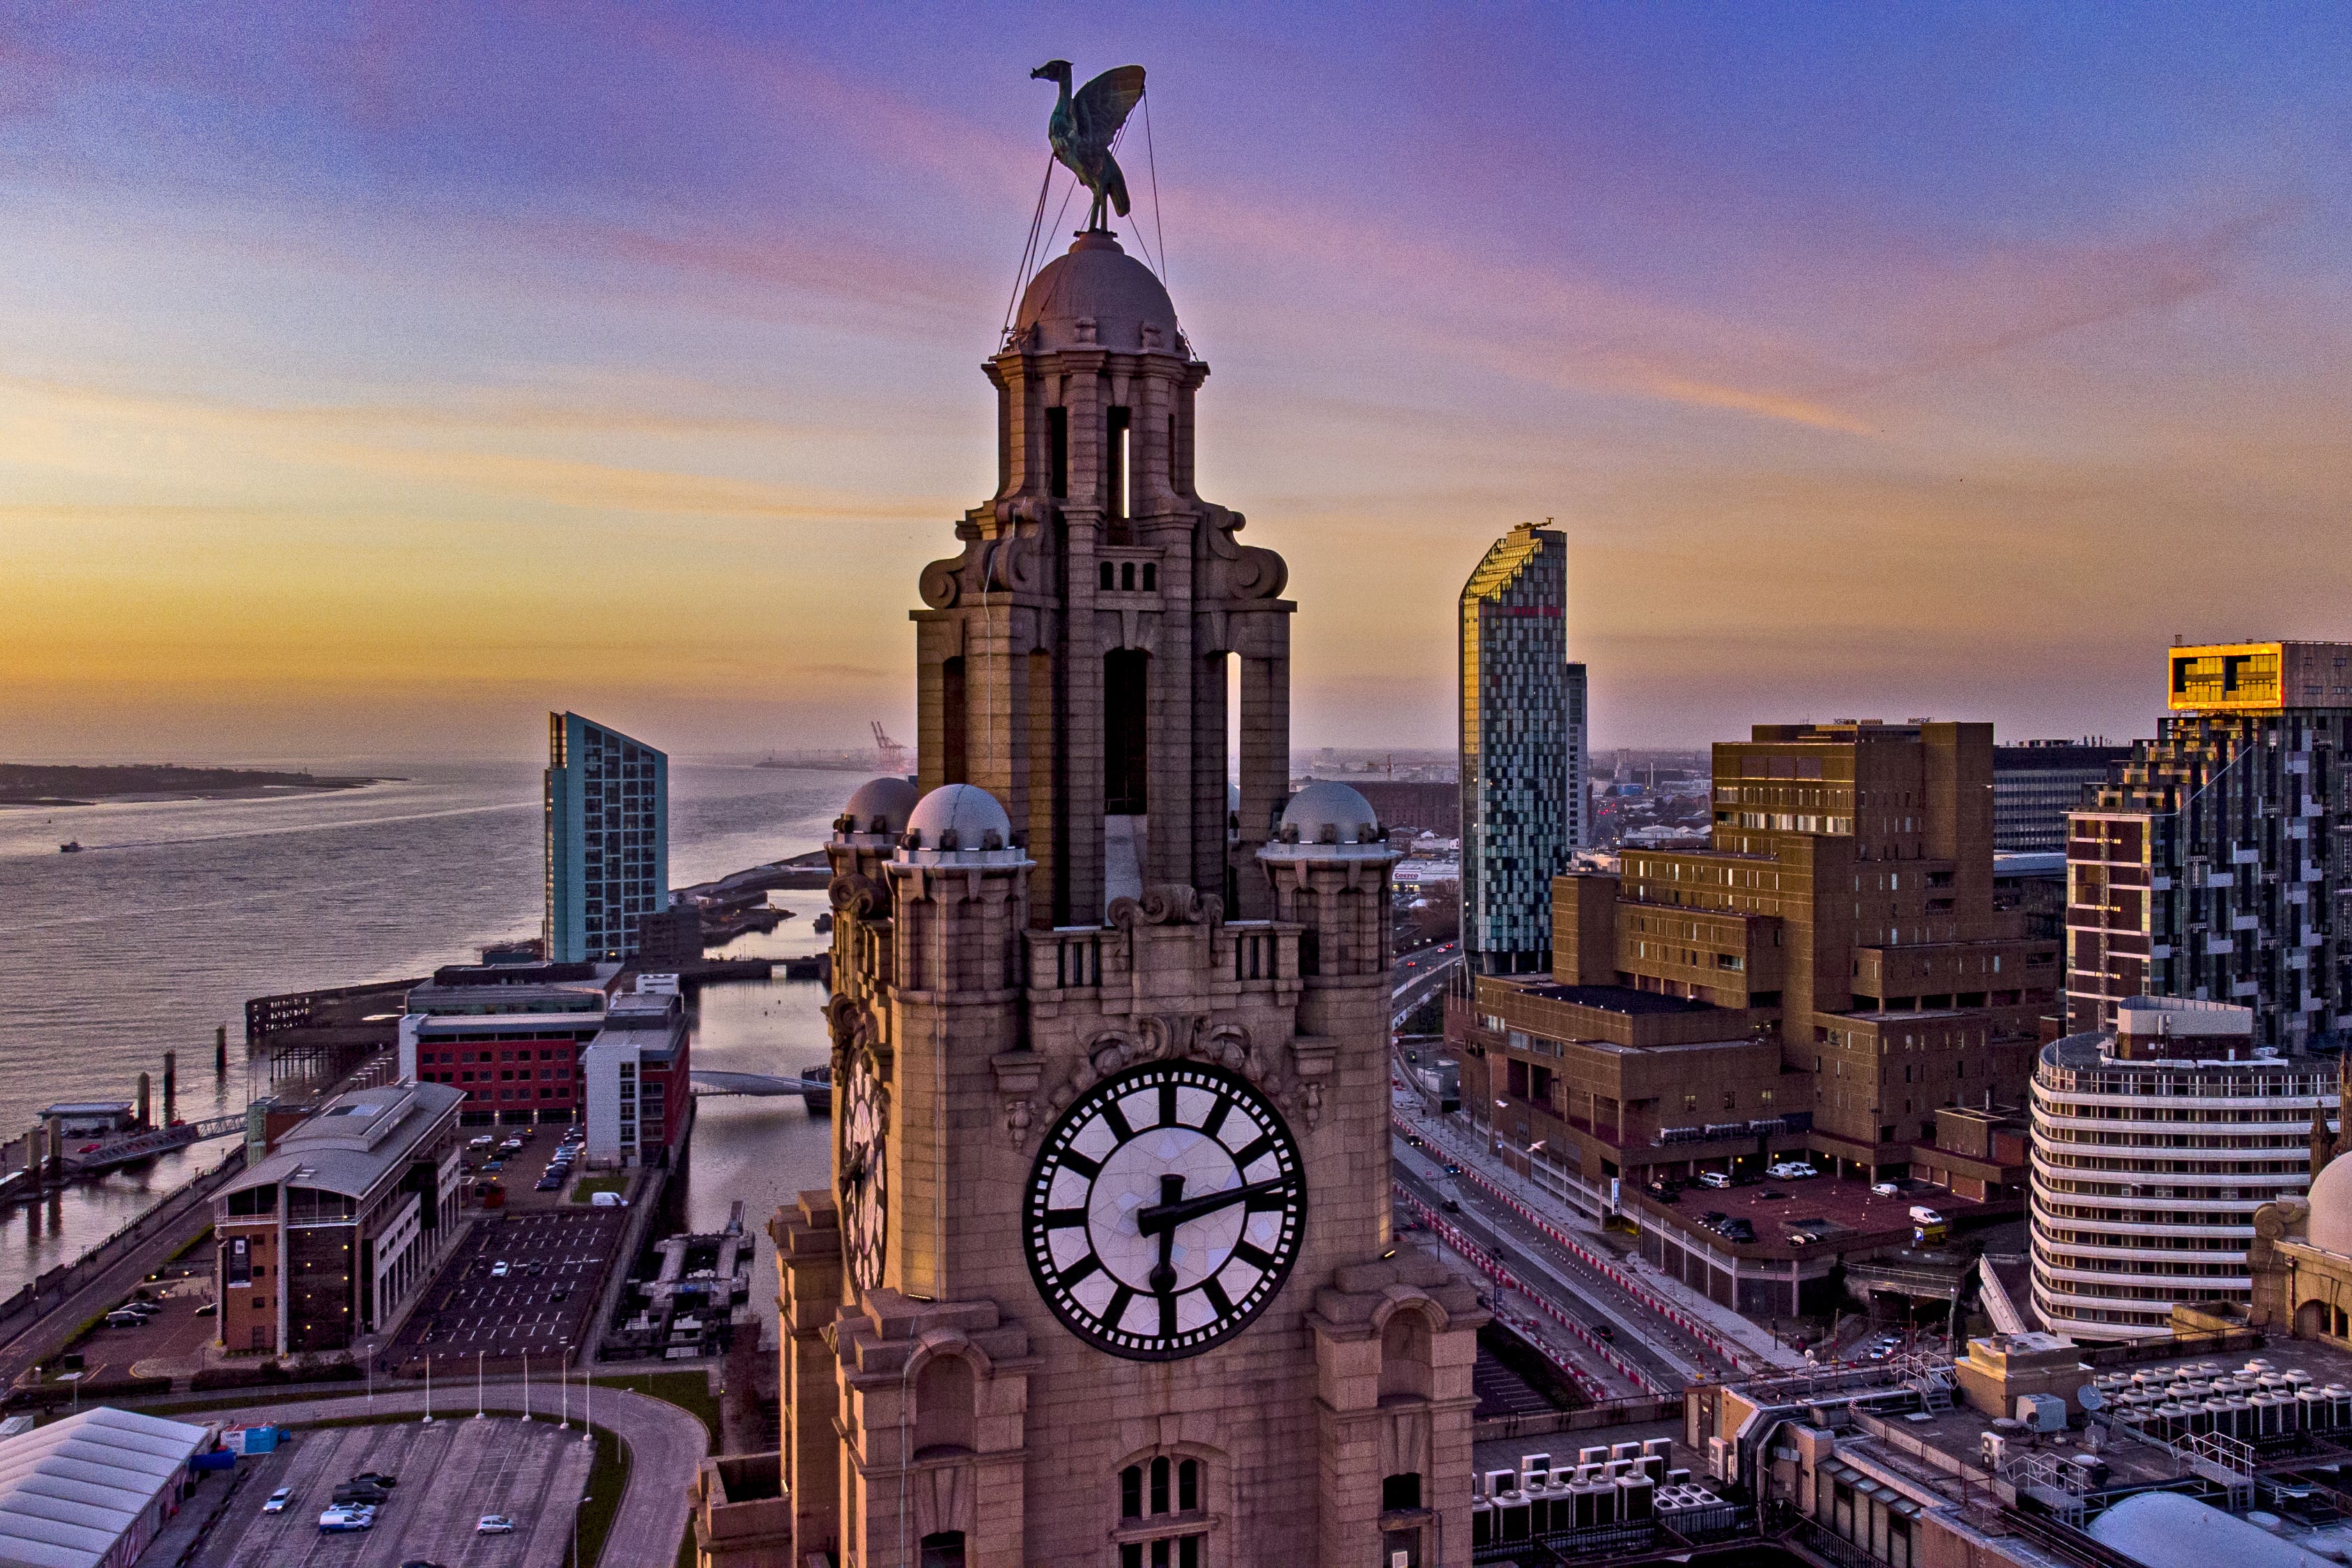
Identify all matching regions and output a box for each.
[1463,720,2062,1184]
[2067,640,2352,1049]
[1460,523,1588,975]
[544,711,669,963]
[213,1081,466,1355]
[2029,995,2333,1339]
[399,960,618,1126]
[1992,741,2128,853]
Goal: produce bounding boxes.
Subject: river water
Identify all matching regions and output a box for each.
[0,760,849,1310]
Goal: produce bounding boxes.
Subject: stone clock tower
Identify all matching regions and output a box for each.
[772,225,1488,1568]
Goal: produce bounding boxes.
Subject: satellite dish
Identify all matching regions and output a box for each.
[2078,1386,2106,1411]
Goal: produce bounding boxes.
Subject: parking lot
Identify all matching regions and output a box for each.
[183,1417,591,1567]
[385,1208,626,1373]
[76,1269,215,1379]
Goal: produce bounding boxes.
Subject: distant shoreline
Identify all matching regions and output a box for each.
[0,764,393,807]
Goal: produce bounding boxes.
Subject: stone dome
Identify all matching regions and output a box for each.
[1277,781,1384,847]
[903,783,1015,853]
[838,776,919,838]
[2310,1155,2352,1256]
[1013,231,1181,355]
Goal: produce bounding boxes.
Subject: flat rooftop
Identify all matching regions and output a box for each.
[1512,983,1719,1017]
[1645,1174,1990,1252]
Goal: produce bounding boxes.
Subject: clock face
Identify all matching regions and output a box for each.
[1024,1061,1304,1361]
[838,1052,886,1293]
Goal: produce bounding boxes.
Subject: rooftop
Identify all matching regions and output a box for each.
[1510,983,1719,1017]
[0,1406,213,1568]
[218,1080,463,1203]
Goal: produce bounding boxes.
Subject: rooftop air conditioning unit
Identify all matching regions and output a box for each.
[1707,1436,1735,1482]
[2017,1394,2068,1432]
[1981,1431,2007,1466]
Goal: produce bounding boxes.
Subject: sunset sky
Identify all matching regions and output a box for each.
[3,3,2348,762]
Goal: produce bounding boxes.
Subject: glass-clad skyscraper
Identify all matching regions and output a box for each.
[544,712,669,963]
[1459,524,1586,975]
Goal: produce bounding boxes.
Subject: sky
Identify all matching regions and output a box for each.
[1,3,2348,762]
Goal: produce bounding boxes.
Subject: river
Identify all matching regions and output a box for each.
[0,758,851,1309]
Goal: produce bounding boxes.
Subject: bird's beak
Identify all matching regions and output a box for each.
[1031,65,1051,79]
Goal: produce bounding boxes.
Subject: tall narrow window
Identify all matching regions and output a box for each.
[940,656,968,786]
[1049,406,1068,498]
[1108,405,1131,520]
[1150,1456,1170,1514]
[1100,561,1115,592]
[1121,562,1136,591]
[1167,413,1178,487]
[1105,650,1149,813]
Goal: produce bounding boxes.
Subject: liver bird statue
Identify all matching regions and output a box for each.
[1031,60,1147,233]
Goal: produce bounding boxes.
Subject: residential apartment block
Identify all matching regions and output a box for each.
[1459,523,1587,975]
[544,711,669,963]
[2067,640,2352,1050]
[2029,995,2334,1339]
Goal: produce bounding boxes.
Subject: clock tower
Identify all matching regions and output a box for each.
[774,224,1488,1568]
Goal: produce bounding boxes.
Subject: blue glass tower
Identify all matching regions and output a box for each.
[1459,525,1586,975]
[544,712,669,963]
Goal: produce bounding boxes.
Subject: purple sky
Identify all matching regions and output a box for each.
[2,4,2347,760]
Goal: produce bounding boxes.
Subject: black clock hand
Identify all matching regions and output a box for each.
[1137,1175,1293,1238]
[1148,1174,1183,1294]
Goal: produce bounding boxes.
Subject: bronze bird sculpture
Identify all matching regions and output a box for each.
[1031,60,1147,233]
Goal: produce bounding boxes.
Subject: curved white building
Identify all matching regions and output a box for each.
[2030,996,2335,1339]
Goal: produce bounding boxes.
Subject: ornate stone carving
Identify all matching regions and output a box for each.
[1201,502,1286,601]
[1107,883,1224,930]
[828,873,886,920]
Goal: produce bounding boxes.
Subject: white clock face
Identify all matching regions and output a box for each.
[838,1053,886,1293]
[1024,1061,1303,1360]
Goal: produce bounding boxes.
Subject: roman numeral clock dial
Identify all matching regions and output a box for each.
[1024,1061,1304,1360]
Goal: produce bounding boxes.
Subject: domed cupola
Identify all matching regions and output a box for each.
[1267,781,1389,858]
[834,776,921,845]
[1012,230,1183,356]
[897,783,1029,866]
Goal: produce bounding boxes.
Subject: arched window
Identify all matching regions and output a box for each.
[1117,1455,1207,1567]
[918,1531,966,1568]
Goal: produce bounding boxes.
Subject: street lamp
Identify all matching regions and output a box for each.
[575,1494,592,1566]
[1491,1098,1507,1157]
[475,1349,486,1420]
[522,1351,531,1421]
[582,1359,592,1444]
[559,1342,569,1431]
[422,1356,433,1424]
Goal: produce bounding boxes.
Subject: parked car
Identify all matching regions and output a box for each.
[468,1135,495,1149]
[1870,1181,1901,1197]
[1767,1161,1820,1180]
[194,1302,215,1317]
[318,1505,376,1532]
[490,1261,510,1278]
[535,1176,564,1192]
[262,1487,293,1514]
[103,1311,145,1328]
[332,1481,390,1506]
[477,1515,516,1535]
[351,1472,399,1489]
[1697,1171,1732,1190]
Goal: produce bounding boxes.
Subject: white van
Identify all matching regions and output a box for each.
[591,1190,628,1209]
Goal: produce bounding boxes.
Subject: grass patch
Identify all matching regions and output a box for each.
[165,1225,214,1264]
[570,1175,627,1204]
[591,1369,718,1445]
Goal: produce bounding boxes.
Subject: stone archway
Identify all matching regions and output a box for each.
[2297,1298,2332,1339]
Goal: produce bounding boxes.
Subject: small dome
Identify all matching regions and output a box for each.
[838,776,919,837]
[905,783,1014,852]
[2311,1154,2352,1255]
[1277,781,1383,846]
[1013,231,1181,355]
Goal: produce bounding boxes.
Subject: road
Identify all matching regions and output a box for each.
[1392,1146,1691,1392]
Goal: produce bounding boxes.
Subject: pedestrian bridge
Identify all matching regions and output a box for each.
[689,1070,830,1104]
[63,1113,247,1174]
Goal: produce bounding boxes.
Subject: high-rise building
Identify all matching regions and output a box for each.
[1459,523,1587,974]
[1468,720,2061,1181]
[2066,640,2352,1048]
[543,712,668,963]
[774,224,1485,1567]
[1992,740,2130,852]
[2029,994,2333,1339]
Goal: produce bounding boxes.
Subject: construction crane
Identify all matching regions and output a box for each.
[872,722,909,776]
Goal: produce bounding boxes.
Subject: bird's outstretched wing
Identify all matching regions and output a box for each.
[1072,65,1146,148]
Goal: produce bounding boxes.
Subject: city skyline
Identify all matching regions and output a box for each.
[3,6,2349,763]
